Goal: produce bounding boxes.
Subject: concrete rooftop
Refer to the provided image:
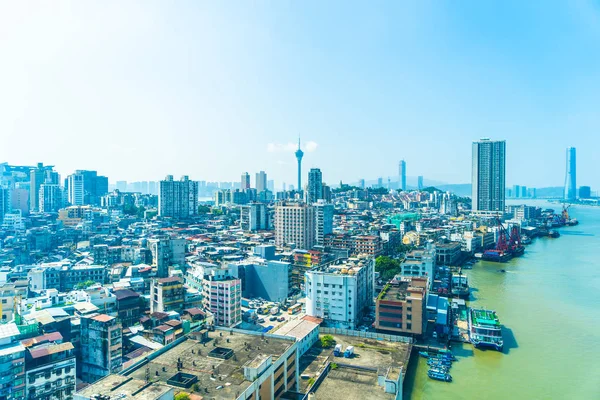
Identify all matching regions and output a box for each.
[126,329,295,399]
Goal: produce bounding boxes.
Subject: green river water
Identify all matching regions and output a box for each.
[404,201,600,399]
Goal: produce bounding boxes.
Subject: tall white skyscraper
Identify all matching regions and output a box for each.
[472,139,506,212]
[564,147,576,201]
[255,171,267,193]
[67,173,84,206]
[158,175,199,218]
[241,172,250,190]
[399,160,406,191]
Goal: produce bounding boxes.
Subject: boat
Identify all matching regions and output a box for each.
[468,307,504,352]
[497,269,506,273]
[548,230,560,238]
[428,360,452,368]
[428,366,450,374]
[427,370,452,382]
[418,351,429,358]
[521,235,532,245]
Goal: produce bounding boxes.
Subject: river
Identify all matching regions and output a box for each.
[404,200,600,399]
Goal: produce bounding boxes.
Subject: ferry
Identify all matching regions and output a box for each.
[468,308,504,352]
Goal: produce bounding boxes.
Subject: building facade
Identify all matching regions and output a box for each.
[472,139,506,212]
[150,277,184,314]
[67,173,84,206]
[240,203,269,231]
[306,168,323,204]
[158,175,199,219]
[0,323,26,399]
[39,184,63,213]
[274,202,315,250]
[24,333,76,400]
[80,314,123,383]
[255,171,267,193]
[305,257,374,329]
[375,276,427,336]
[314,202,333,246]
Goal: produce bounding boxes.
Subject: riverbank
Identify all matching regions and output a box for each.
[404,201,600,399]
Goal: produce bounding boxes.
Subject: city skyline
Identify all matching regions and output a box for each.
[1,2,599,189]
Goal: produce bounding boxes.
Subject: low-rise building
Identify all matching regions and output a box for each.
[305,256,374,329]
[435,242,462,265]
[0,324,26,399]
[77,327,300,400]
[375,276,427,336]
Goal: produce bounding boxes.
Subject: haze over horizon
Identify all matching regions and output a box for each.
[1,1,599,190]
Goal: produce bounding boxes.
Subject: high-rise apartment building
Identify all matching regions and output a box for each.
[185,263,242,327]
[314,201,333,246]
[240,203,269,231]
[150,277,185,313]
[29,163,58,212]
[0,186,10,223]
[564,147,577,201]
[80,314,122,383]
[274,202,315,250]
[67,173,84,206]
[399,160,406,191]
[472,139,506,212]
[417,175,423,190]
[39,183,63,212]
[255,171,267,193]
[306,168,323,204]
[241,172,250,190]
[158,175,199,218]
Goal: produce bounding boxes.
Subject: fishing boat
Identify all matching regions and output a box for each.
[428,360,452,368]
[418,351,429,358]
[427,370,452,382]
[468,307,504,351]
[428,366,450,374]
[548,230,560,238]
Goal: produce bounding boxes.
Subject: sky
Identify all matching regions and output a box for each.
[1,1,600,190]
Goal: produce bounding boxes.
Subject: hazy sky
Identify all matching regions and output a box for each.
[1,1,599,189]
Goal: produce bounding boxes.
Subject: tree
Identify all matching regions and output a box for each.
[375,256,401,282]
[320,334,335,348]
[198,205,211,214]
[136,205,146,219]
[175,394,191,400]
[75,280,96,290]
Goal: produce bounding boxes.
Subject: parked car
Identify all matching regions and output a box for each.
[257,318,265,323]
[277,317,285,322]
[269,316,278,321]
